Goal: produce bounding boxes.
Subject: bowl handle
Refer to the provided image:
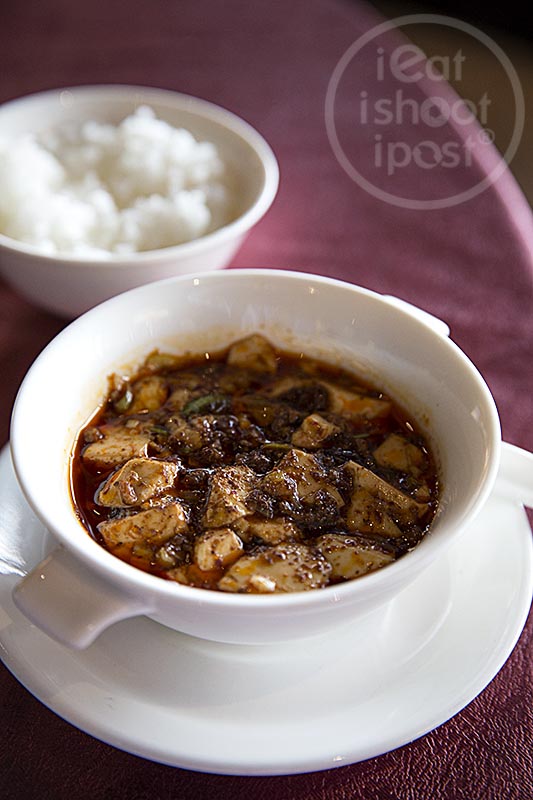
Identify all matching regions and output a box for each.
[12,546,154,649]
[498,442,533,509]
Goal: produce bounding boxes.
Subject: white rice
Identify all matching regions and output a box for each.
[0,106,231,256]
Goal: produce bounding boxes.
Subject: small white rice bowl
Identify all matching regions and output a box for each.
[0,106,232,257]
[0,85,279,317]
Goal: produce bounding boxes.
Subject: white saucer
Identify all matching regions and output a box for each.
[1,444,532,776]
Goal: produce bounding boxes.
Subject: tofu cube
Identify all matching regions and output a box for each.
[128,376,168,413]
[373,434,425,476]
[322,381,391,420]
[98,502,188,551]
[203,466,257,528]
[233,515,302,545]
[97,457,179,507]
[194,528,243,571]
[82,423,151,469]
[226,334,277,374]
[344,460,428,536]
[291,414,338,449]
[218,542,331,593]
[315,533,394,580]
[261,449,344,507]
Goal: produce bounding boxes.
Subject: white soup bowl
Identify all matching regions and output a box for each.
[10,270,501,648]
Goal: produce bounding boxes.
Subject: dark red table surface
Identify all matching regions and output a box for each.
[1,1,532,797]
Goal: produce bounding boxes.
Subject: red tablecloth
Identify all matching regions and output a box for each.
[1,1,532,797]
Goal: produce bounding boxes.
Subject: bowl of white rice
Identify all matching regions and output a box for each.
[0,85,279,316]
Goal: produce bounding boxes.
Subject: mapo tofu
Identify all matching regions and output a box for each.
[71,334,438,593]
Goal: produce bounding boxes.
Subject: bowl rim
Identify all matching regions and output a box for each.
[0,84,280,265]
[10,269,502,610]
